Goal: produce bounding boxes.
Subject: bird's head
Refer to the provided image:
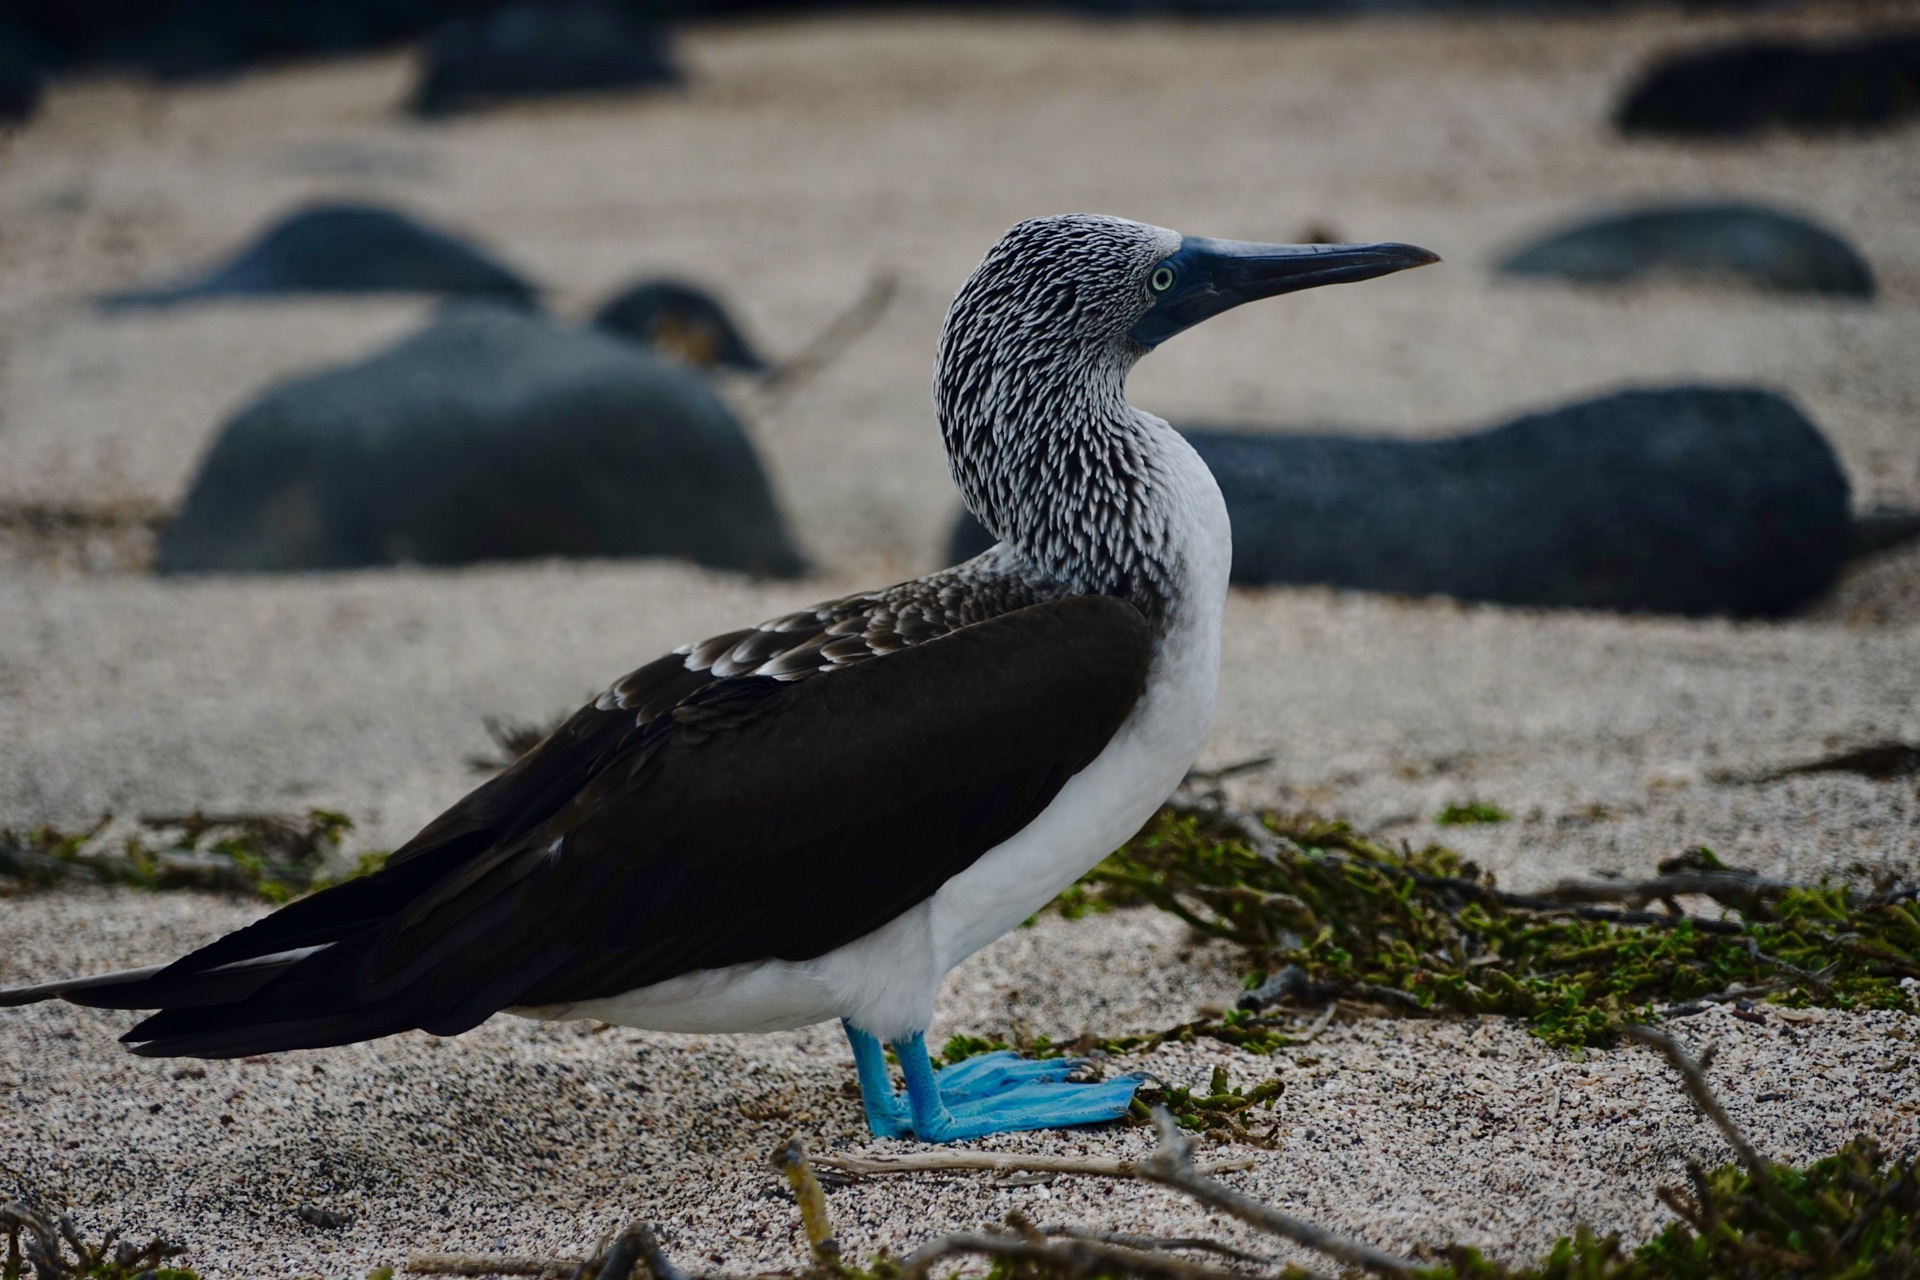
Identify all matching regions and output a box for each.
[937,214,1436,407]
[936,214,1436,600]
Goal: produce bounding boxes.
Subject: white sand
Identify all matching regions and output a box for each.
[2,6,1919,1276]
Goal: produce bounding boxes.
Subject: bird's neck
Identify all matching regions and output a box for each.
[937,343,1222,629]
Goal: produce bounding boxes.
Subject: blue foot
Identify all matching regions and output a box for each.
[840,1021,1141,1143]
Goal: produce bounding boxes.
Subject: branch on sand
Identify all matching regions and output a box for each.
[408,1222,677,1280]
[1621,1023,1833,1263]
[810,1149,1255,1180]
[0,1198,186,1280]
[408,1119,1398,1280]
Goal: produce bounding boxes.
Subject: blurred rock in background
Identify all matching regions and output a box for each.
[1618,30,1920,137]
[99,204,542,309]
[409,0,679,117]
[592,279,767,372]
[0,16,52,120]
[159,305,806,577]
[1495,201,1874,299]
[5,0,472,84]
[949,388,1858,617]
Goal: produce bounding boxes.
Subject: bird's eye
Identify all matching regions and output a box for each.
[1150,265,1176,292]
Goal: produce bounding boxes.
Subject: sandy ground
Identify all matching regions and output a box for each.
[3,5,1920,1276]
[6,891,1918,1278]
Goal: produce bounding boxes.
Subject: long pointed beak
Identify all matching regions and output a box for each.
[1129,236,1440,348]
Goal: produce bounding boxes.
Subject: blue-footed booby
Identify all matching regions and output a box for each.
[1,216,1435,1143]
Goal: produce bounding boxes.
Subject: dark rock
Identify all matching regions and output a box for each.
[592,278,766,372]
[82,0,450,81]
[410,0,678,118]
[159,306,806,577]
[1496,201,1873,298]
[0,19,52,121]
[1852,507,1920,559]
[102,203,540,308]
[947,387,1852,618]
[1618,32,1920,137]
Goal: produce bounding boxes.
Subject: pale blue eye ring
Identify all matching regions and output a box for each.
[1150,266,1176,292]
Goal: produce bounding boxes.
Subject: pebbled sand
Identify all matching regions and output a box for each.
[2,5,1919,1276]
[5,890,1918,1278]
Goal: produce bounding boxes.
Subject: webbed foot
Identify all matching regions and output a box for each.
[840,1021,1140,1143]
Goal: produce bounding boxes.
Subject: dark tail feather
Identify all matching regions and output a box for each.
[1,948,323,1012]
[1,964,168,1009]
[120,941,452,1059]
[124,1010,424,1059]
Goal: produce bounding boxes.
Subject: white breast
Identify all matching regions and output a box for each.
[524,421,1231,1042]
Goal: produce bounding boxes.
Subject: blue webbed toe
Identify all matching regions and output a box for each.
[932,1073,1143,1140]
[842,1021,1141,1143]
[934,1051,1084,1101]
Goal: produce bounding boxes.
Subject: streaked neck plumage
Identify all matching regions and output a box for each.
[934,250,1204,628]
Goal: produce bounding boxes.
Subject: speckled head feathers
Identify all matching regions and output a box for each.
[934,215,1187,615]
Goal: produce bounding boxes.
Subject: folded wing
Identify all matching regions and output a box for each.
[7,596,1152,1058]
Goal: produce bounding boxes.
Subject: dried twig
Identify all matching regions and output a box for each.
[407,1255,570,1276]
[771,1138,840,1269]
[1038,1224,1273,1266]
[1137,1107,1419,1278]
[1164,790,1293,863]
[810,1150,1255,1180]
[1182,755,1275,785]
[1157,791,1754,951]
[1297,1004,1337,1043]
[578,1222,649,1280]
[631,1224,692,1280]
[756,272,900,400]
[410,1222,685,1280]
[1621,1025,1833,1261]
[0,1202,65,1280]
[1542,870,1813,910]
[897,1227,1265,1280]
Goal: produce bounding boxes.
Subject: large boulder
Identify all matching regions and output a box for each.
[103,204,540,309]
[159,306,806,577]
[1496,201,1873,298]
[947,387,1852,618]
[0,18,52,121]
[592,279,766,372]
[1618,32,1920,137]
[410,0,679,118]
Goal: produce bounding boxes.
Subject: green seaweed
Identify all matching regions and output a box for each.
[1055,807,1915,1049]
[1435,802,1511,826]
[1426,1135,1918,1278]
[824,1136,1917,1280]
[0,810,383,903]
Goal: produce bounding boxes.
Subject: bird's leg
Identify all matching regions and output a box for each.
[841,1019,912,1138]
[890,1031,1142,1143]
